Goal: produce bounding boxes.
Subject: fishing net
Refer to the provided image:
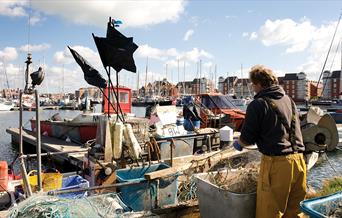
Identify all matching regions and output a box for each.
[208,161,259,194]
[177,150,260,201]
[8,193,137,218]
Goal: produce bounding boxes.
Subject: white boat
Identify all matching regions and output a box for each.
[0,98,15,111]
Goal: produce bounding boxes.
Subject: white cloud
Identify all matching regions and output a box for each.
[137,45,213,64]
[249,32,258,40]
[183,29,194,41]
[53,46,102,68]
[19,43,50,52]
[257,18,316,53]
[242,32,249,37]
[0,1,27,17]
[31,0,186,28]
[252,17,342,80]
[0,47,18,62]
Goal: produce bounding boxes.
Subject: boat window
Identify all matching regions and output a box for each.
[119,92,129,103]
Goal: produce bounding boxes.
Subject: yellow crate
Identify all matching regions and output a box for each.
[22,170,63,192]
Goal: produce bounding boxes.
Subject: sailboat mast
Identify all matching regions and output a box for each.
[144,57,148,89]
[183,60,186,95]
[241,63,243,98]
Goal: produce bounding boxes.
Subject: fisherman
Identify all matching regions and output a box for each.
[233,65,306,218]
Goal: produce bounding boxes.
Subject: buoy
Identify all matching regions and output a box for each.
[123,124,142,160]
[111,122,123,159]
[0,161,8,191]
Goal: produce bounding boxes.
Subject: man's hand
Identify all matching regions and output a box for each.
[233,140,243,151]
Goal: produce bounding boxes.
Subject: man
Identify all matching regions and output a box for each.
[233,65,306,218]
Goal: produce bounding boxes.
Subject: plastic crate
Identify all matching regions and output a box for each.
[57,175,89,199]
[116,163,178,211]
[300,191,342,218]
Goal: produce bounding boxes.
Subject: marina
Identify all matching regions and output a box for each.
[1,1,342,218]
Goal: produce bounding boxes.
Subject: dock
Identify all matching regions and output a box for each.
[6,127,87,168]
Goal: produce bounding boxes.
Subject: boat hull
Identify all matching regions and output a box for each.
[30,120,97,144]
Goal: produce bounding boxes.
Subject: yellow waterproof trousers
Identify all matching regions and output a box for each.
[256,153,306,218]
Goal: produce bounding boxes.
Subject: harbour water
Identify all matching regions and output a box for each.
[0,108,340,190]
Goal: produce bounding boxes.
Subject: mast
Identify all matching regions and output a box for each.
[241,64,243,98]
[199,59,202,94]
[144,57,148,96]
[227,71,229,95]
[183,60,186,95]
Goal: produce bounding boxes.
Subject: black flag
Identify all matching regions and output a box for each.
[92,20,138,73]
[93,34,137,73]
[68,46,107,88]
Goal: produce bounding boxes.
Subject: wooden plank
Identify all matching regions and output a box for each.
[144,148,250,180]
[6,127,87,166]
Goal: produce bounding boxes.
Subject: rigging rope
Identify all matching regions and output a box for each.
[316,12,342,98]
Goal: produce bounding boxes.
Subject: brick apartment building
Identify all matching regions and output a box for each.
[322,70,342,99]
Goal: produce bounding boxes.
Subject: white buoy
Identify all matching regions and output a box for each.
[220,126,233,142]
[111,122,123,159]
[123,123,142,160]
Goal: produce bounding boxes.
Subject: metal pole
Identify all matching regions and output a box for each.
[35,89,42,191]
[19,90,32,196]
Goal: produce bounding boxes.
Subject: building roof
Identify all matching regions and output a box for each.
[331,70,341,78]
[283,73,298,80]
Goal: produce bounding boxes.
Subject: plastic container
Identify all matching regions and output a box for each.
[183,119,200,131]
[0,161,8,191]
[300,191,342,218]
[23,170,63,192]
[195,170,256,218]
[57,175,89,198]
[220,126,233,142]
[116,163,178,211]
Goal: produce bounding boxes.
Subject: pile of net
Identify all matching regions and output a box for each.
[8,193,140,218]
[208,162,259,194]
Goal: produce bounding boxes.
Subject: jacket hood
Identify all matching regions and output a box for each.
[254,85,285,100]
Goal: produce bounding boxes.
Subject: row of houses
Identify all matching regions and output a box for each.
[2,70,341,103]
[137,70,342,103]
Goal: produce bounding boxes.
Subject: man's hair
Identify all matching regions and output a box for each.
[249,65,278,88]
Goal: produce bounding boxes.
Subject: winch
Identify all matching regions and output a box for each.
[301,107,339,152]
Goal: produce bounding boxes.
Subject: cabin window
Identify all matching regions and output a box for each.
[119,92,129,103]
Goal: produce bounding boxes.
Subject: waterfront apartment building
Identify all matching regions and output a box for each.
[322,70,342,99]
[192,78,215,94]
[218,76,238,95]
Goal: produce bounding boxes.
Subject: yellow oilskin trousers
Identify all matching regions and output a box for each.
[256,153,306,218]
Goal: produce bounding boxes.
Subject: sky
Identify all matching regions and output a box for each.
[0,0,342,93]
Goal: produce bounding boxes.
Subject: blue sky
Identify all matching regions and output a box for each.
[0,0,341,93]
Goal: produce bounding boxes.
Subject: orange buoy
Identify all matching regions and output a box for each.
[0,161,8,191]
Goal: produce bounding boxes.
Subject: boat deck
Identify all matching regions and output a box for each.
[6,127,87,168]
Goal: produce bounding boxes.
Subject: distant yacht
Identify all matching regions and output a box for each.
[0,98,15,111]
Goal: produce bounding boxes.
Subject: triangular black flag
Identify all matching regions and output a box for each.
[68,46,107,88]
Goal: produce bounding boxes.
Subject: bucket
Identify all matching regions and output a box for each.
[23,170,63,192]
[0,161,8,191]
[220,126,233,142]
[195,170,256,218]
[183,119,200,131]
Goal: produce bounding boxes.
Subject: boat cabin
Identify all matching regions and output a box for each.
[103,86,132,114]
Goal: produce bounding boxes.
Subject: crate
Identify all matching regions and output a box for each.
[116,163,178,211]
[300,191,342,218]
[57,175,89,199]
